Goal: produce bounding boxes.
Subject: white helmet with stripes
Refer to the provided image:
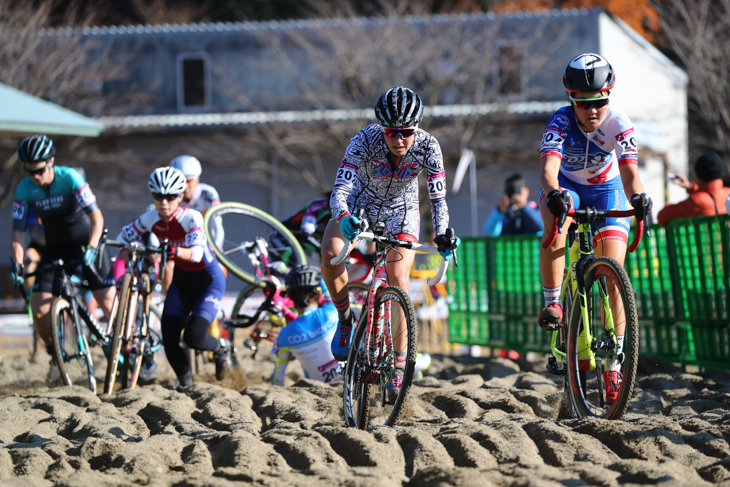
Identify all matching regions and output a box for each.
[374,86,424,127]
[170,155,202,179]
[148,166,186,195]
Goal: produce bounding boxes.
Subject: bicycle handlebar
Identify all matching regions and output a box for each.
[542,208,645,252]
[105,238,169,282]
[331,230,448,286]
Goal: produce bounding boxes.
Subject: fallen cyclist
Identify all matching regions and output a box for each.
[271,265,340,385]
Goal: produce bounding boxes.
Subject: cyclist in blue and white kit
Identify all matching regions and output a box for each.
[537,54,652,403]
[271,265,340,386]
[117,166,231,390]
[321,87,459,399]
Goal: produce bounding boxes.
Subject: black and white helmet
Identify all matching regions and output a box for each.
[285,265,321,292]
[374,86,424,127]
[18,134,55,163]
[148,166,186,195]
[170,155,202,179]
[563,53,615,93]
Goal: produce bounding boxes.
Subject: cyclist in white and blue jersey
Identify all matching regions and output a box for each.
[271,265,340,385]
[537,54,653,404]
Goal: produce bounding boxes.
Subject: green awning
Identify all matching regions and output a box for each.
[0,82,103,137]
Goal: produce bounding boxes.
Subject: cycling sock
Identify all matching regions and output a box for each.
[333,296,353,326]
[609,334,625,372]
[543,285,561,307]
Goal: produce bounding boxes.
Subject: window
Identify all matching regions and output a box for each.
[177,53,211,110]
[498,45,522,96]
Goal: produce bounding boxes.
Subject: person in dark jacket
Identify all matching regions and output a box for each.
[483,174,544,236]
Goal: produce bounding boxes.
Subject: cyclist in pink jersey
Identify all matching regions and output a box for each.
[537,54,652,403]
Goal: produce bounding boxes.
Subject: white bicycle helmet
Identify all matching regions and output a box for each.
[148,166,186,195]
[170,155,202,179]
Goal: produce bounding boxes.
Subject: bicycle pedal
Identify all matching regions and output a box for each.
[546,356,565,376]
[243,339,258,351]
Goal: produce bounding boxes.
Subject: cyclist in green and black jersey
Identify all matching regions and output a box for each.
[9,135,116,378]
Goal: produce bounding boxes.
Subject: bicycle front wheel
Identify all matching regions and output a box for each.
[566,257,638,419]
[204,202,307,283]
[343,286,417,429]
[50,298,96,393]
[104,273,131,394]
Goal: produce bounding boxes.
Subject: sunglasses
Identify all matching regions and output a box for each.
[570,96,610,110]
[152,193,180,201]
[23,160,50,176]
[382,126,416,139]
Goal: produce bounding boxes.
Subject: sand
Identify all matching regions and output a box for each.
[1,343,730,487]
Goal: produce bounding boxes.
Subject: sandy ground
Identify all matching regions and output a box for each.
[1,334,730,487]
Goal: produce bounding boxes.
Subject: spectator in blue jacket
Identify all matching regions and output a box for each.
[483,174,544,236]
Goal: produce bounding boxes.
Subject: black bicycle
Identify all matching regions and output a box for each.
[21,256,112,393]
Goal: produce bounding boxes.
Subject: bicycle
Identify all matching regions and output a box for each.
[203,202,307,284]
[542,207,645,419]
[223,237,369,363]
[332,217,455,428]
[102,236,167,394]
[20,256,113,394]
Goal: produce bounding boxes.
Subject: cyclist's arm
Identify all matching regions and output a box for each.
[180,210,207,263]
[425,137,449,235]
[11,189,30,265]
[88,209,104,251]
[618,164,646,200]
[539,117,566,194]
[11,231,25,266]
[331,131,368,222]
[539,155,562,194]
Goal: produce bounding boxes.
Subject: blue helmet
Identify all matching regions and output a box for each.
[18,134,55,163]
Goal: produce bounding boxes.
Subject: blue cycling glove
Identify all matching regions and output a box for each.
[340,215,361,241]
[434,232,461,261]
[84,245,97,267]
[10,261,24,287]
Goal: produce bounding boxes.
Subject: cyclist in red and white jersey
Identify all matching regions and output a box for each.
[538,53,652,403]
[170,155,224,248]
[117,167,231,390]
[322,87,459,396]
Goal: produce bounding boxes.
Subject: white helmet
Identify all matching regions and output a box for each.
[170,155,202,179]
[148,166,186,195]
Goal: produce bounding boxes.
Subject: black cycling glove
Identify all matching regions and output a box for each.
[546,189,571,218]
[630,193,653,222]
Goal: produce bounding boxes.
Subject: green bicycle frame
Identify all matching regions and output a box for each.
[550,221,620,369]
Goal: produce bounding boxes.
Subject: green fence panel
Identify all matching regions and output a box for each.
[447,217,730,369]
[666,215,730,326]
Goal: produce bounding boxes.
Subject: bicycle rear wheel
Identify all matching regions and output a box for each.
[566,257,638,419]
[50,298,96,393]
[104,273,131,394]
[343,286,417,429]
[203,202,307,284]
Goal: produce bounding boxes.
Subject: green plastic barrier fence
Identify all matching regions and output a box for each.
[448,215,730,369]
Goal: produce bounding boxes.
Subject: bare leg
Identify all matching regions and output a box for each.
[385,247,416,352]
[31,291,54,349]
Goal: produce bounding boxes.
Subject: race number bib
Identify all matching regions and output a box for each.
[334,162,358,189]
[186,228,207,247]
[75,184,96,208]
[12,200,25,221]
[427,172,447,200]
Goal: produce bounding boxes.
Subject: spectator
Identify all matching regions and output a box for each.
[483,174,544,236]
[657,152,730,225]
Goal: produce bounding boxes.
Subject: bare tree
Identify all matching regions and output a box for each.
[0,0,147,207]
[651,0,730,159]
[188,0,575,202]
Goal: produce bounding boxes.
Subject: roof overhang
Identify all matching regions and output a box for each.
[0,83,104,137]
